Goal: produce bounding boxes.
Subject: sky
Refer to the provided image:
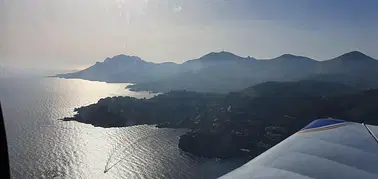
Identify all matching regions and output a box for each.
[1,0,378,70]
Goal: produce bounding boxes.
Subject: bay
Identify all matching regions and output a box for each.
[0,77,244,179]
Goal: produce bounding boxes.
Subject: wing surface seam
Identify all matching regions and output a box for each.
[271,151,378,178]
[363,123,378,145]
[302,135,378,157]
[293,150,378,175]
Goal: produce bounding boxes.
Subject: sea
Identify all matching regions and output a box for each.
[0,76,245,179]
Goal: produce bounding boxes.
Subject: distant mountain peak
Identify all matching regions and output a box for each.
[272,54,316,62]
[333,51,376,62]
[198,51,250,61]
[345,51,366,56]
[203,51,238,57]
[182,51,254,66]
[279,54,297,58]
[112,54,142,60]
[104,54,143,63]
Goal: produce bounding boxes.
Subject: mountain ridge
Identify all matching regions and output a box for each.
[55,51,378,93]
[57,50,376,73]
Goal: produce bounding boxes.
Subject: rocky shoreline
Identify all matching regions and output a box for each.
[60,81,378,159]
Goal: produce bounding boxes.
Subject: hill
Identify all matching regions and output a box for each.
[60,80,378,158]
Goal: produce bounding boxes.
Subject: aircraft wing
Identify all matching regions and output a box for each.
[219,118,378,179]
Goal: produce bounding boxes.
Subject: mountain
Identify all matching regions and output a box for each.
[56,52,252,84]
[309,51,378,89]
[255,54,318,81]
[128,53,320,93]
[329,51,376,62]
[186,51,250,64]
[56,54,181,83]
[266,54,317,63]
[183,51,256,72]
[319,51,378,73]
[128,52,258,93]
[56,51,378,93]
[182,51,254,70]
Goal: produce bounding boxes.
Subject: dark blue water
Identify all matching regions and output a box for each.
[0,76,244,179]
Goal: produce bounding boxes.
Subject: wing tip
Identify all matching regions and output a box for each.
[299,118,345,133]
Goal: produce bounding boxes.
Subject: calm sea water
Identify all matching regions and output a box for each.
[0,76,245,179]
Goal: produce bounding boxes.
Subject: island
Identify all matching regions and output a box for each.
[61,81,378,159]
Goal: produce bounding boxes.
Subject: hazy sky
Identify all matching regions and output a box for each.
[1,0,378,70]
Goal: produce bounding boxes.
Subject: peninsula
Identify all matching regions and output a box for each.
[62,81,378,158]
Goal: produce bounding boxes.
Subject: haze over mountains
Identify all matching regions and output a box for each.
[56,51,378,93]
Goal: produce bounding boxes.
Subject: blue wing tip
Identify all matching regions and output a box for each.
[300,118,345,131]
